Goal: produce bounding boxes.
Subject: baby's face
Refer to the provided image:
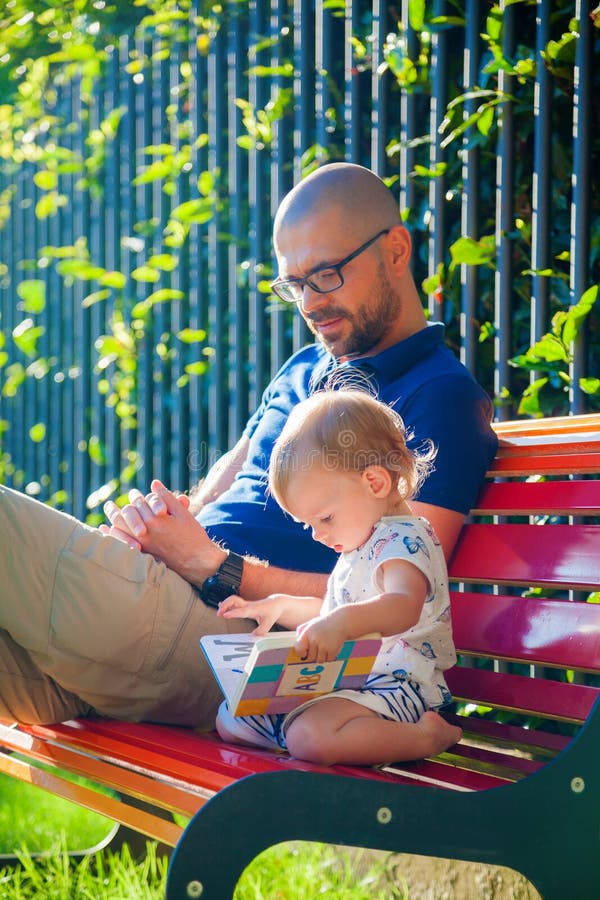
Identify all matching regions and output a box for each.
[285,464,384,554]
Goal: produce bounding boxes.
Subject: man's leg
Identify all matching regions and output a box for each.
[0,628,93,724]
[0,484,253,727]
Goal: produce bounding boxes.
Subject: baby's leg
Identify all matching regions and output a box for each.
[285,699,462,766]
[216,701,286,750]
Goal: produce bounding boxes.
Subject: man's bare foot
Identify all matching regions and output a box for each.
[416,710,462,755]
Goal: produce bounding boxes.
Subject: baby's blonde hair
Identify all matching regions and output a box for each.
[269,389,436,512]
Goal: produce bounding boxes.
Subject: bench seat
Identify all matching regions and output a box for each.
[0,412,599,898]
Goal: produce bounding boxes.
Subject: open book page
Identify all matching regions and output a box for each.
[200,633,295,707]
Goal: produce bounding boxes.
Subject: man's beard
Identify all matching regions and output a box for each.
[306,262,399,359]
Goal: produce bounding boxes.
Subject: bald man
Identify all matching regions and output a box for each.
[0,164,497,727]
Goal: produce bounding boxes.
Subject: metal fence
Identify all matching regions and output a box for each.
[0,0,597,520]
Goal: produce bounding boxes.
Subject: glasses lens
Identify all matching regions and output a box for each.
[272,281,302,302]
[308,268,343,294]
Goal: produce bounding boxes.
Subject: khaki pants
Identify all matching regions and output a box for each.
[0,484,253,727]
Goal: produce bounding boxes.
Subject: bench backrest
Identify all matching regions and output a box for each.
[447,415,600,730]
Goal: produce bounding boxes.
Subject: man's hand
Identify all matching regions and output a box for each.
[100,483,190,549]
[101,480,225,585]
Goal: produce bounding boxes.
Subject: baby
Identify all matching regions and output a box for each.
[216,389,462,766]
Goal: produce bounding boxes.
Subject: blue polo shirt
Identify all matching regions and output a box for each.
[199,323,498,572]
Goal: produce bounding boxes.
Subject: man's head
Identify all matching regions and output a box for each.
[271,163,427,360]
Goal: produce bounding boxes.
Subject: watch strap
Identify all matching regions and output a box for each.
[200,551,244,608]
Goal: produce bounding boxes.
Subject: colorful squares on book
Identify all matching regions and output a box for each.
[235,698,272,716]
[236,638,382,716]
[342,655,378,676]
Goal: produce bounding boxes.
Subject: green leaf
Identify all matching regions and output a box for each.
[517,377,548,417]
[562,284,599,345]
[12,319,45,357]
[131,266,161,283]
[33,170,58,191]
[29,423,46,443]
[132,159,173,185]
[477,105,495,135]
[449,235,495,267]
[185,361,209,375]
[408,0,426,30]
[88,435,106,465]
[99,270,127,289]
[148,253,179,271]
[170,197,215,224]
[56,260,105,280]
[177,328,207,343]
[144,288,184,305]
[16,279,46,314]
[413,162,447,178]
[82,289,111,308]
[580,377,600,396]
[35,192,68,219]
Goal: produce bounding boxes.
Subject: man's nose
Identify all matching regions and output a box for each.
[299,284,327,316]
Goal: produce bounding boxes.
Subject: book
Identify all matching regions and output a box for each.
[200,631,382,717]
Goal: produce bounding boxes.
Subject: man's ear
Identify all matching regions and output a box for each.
[387,225,412,276]
[362,465,393,498]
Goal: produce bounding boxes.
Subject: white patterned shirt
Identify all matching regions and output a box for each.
[321,516,456,709]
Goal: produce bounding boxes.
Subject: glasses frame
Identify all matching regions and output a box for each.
[270,228,390,303]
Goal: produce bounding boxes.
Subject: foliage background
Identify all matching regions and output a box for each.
[0,0,598,519]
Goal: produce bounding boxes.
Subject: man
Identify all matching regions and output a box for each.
[0,163,497,728]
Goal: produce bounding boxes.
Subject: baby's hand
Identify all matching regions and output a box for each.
[218,594,281,636]
[295,613,346,662]
[217,595,250,618]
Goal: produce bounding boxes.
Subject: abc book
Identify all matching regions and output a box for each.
[200,632,382,716]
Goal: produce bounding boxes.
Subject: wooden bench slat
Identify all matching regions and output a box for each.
[0,752,184,846]
[494,414,600,437]
[471,479,600,515]
[449,523,600,589]
[444,712,570,757]
[450,591,600,671]
[0,723,204,819]
[446,667,599,723]
[439,742,541,779]
[488,450,600,477]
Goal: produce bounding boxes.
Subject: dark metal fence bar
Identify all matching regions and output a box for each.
[570,0,592,413]
[0,0,597,517]
[493,0,515,420]
[460,0,481,373]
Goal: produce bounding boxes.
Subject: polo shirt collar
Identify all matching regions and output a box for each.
[310,322,446,391]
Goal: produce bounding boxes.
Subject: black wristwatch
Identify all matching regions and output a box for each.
[200,551,244,608]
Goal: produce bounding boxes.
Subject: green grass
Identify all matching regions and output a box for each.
[0,774,402,898]
[0,772,114,854]
[0,841,406,899]
[0,772,540,898]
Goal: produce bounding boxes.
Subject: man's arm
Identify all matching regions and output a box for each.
[408,500,465,562]
[103,479,329,601]
[187,436,250,515]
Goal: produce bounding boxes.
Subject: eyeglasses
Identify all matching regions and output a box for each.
[270,228,390,303]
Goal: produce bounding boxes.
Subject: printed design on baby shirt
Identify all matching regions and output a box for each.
[420,641,437,660]
[368,532,400,562]
[403,534,430,558]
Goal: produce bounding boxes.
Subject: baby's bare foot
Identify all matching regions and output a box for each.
[417,710,462,755]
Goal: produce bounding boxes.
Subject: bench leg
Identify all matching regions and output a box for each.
[166,696,600,900]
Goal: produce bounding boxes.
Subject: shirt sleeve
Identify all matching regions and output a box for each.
[370,525,436,597]
[402,373,498,515]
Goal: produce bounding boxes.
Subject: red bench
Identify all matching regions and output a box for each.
[1,413,599,898]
